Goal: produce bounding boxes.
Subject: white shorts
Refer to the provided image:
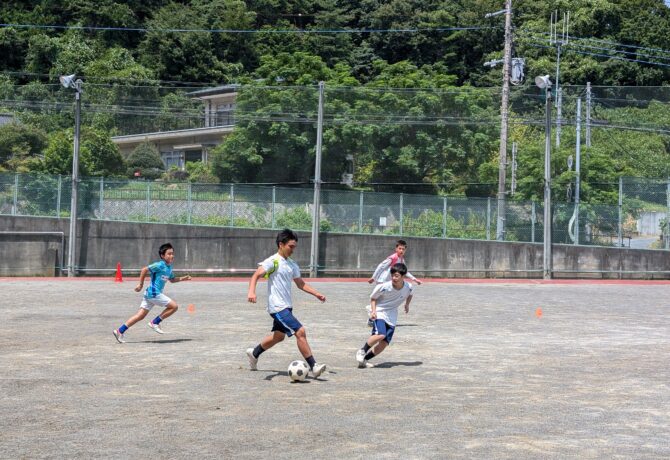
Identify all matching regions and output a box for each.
[140,293,172,311]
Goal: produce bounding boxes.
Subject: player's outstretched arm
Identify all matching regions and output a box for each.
[170,274,191,283]
[134,266,149,292]
[247,266,266,303]
[404,294,413,313]
[370,258,391,283]
[407,272,422,285]
[294,278,326,302]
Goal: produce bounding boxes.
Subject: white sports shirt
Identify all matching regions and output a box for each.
[259,254,301,314]
[371,253,418,284]
[370,280,413,326]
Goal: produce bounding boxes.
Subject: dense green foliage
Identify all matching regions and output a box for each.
[1,0,670,203]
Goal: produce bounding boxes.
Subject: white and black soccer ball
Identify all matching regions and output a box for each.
[287,360,309,382]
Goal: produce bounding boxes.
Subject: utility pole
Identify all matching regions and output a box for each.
[486,0,513,241]
[551,11,569,148]
[585,82,592,147]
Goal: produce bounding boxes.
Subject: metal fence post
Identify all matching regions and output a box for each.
[187,182,192,225]
[12,173,18,215]
[531,201,536,243]
[442,197,447,238]
[56,175,62,217]
[618,177,623,247]
[99,177,104,220]
[230,184,235,227]
[271,186,276,229]
[146,182,151,221]
[399,193,404,235]
[486,197,492,240]
[359,191,364,233]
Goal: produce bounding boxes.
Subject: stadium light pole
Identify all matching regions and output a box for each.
[60,74,83,277]
[535,75,553,279]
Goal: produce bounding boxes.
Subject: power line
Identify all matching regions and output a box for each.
[527,43,670,68]
[0,23,494,34]
[523,29,670,56]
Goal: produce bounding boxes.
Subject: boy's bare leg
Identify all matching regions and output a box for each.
[158,300,179,320]
[294,327,313,359]
[371,339,389,356]
[123,308,149,328]
[259,330,285,351]
[367,334,386,348]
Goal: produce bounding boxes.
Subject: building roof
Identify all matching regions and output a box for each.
[186,84,240,99]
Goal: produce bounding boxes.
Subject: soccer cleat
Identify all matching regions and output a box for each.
[356,348,366,364]
[112,329,125,343]
[311,363,327,378]
[147,321,165,334]
[246,347,258,371]
[358,361,375,369]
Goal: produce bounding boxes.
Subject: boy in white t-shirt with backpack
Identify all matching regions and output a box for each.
[356,262,414,368]
[246,229,328,378]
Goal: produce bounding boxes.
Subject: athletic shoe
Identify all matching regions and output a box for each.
[147,322,165,334]
[367,318,374,327]
[356,348,366,364]
[246,347,258,371]
[311,363,327,378]
[112,329,125,343]
[358,361,375,369]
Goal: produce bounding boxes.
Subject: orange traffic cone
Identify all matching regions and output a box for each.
[115,262,123,283]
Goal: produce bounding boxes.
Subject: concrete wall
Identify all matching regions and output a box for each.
[1,216,669,279]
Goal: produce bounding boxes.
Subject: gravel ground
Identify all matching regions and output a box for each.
[1,279,668,459]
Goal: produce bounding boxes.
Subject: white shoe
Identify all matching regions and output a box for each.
[358,361,374,369]
[311,363,327,378]
[112,329,125,343]
[246,347,258,371]
[148,322,165,334]
[356,348,366,364]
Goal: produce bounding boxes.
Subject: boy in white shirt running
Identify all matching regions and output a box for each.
[368,239,421,285]
[246,229,328,378]
[357,263,414,368]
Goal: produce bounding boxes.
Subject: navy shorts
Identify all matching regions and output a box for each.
[371,319,396,344]
[270,308,303,337]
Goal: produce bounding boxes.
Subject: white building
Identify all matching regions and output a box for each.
[111,85,238,170]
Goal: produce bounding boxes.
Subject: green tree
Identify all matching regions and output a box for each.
[125,142,164,180]
[0,123,48,172]
[42,127,125,177]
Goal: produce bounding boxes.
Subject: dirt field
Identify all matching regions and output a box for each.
[1,278,668,459]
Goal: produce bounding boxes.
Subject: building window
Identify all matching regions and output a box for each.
[215,103,235,126]
[162,151,185,170]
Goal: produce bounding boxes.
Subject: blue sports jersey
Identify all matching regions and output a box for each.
[144,260,174,298]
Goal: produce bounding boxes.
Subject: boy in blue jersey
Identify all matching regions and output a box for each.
[246,229,328,378]
[113,243,191,343]
[356,263,413,368]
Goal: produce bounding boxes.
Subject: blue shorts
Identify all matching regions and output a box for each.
[270,308,303,337]
[371,319,396,344]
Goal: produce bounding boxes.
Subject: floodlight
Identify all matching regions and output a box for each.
[59,74,77,89]
[535,75,552,89]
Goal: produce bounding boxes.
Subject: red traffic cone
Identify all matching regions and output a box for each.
[115,262,123,283]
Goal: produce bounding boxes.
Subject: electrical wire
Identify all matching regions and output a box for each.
[0,23,494,34]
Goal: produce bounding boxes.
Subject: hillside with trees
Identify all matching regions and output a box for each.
[1,0,670,203]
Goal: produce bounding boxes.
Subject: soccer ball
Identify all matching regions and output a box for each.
[287,360,309,382]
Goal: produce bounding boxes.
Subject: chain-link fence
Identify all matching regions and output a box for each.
[2,172,669,249]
